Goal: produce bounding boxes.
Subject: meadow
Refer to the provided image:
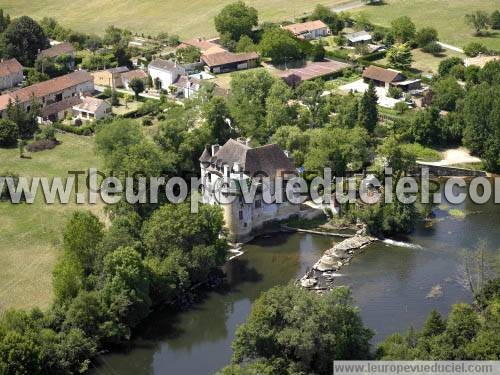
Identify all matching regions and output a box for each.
[0,133,102,311]
[1,0,349,39]
[352,0,500,50]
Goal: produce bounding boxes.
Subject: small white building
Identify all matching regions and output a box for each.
[72,96,111,122]
[148,59,185,90]
[345,30,372,45]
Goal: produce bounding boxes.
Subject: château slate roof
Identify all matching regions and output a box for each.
[203,139,295,177]
[199,148,211,163]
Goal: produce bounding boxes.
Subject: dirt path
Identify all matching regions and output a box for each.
[437,42,465,54]
[419,147,481,167]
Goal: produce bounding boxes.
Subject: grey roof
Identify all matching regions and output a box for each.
[199,148,211,163]
[207,139,295,177]
[346,30,372,43]
[149,58,177,72]
[107,66,129,74]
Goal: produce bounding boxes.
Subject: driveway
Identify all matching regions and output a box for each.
[338,79,404,108]
[418,148,481,167]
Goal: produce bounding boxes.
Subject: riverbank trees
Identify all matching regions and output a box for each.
[219,284,373,375]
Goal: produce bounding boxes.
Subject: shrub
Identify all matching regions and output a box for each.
[449,64,465,80]
[388,85,403,99]
[463,42,488,57]
[55,123,94,136]
[26,139,59,152]
[0,119,18,147]
[415,27,438,47]
[142,116,153,126]
[422,41,443,54]
[394,101,408,114]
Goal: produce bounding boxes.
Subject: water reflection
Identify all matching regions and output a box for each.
[94,184,500,375]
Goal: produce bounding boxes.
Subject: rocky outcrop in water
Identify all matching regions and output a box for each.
[299,235,376,292]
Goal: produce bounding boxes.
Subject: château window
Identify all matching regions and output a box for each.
[239,211,243,220]
[255,200,261,209]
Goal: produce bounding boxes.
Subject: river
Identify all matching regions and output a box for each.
[94,185,500,375]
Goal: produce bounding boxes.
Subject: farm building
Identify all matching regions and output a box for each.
[362,65,421,91]
[91,66,129,88]
[121,70,148,90]
[202,51,259,73]
[38,42,76,70]
[345,31,372,45]
[276,59,351,87]
[0,70,94,119]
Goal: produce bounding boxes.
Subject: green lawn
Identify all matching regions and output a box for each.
[2,0,349,39]
[352,0,500,50]
[375,48,466,74]
[0,133,102,312]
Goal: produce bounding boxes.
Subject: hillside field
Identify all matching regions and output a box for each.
[352,0,500,50]
[0,133,103,311]
[1,0,350,39]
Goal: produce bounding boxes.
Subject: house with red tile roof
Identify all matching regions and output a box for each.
[282,20,330,40]
[0,70,94,121]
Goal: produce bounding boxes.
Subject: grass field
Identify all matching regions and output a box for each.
[0,133,102,312]
[376,48,466,74]
[352,0,500,50]
[1,0,349,39]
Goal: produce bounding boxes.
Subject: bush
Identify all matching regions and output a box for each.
[142,116,153,126]
[422,41,443,54]
[394,101,408,114]
[463,42,488,57]
[388,85,403,99]
[26,139,59,152]
[55,123,94,136]
[0,119,18,147]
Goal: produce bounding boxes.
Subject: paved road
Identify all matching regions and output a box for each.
[332,0,364,13]
[437,41,464,53]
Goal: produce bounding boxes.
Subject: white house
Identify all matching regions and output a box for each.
[0,58,24,91]
[282,20,330,40]
[148,59,185,90]
[72,96,111,122]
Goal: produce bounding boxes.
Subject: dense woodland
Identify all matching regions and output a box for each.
[0,3,499,374]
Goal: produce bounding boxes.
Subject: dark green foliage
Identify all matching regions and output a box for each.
[309,4,344,34]
[230,284,373,374]
[387,43,413,70]
[2,16,49,66]
[474,278,500,310]
[409,107,443,146]
[421,41,443,55]
[390,16,416,43]
[462,79,500,172]
[228,69,276,142]
[129,77,145,99]
[311,42,326,61]
[5,98,40,140]
[235,35,257,53]
[214,1,258,43]
[358,82,378,133]
[0,119,18,147]
[204,96,236,145]
[175,45,201,63]
[438,57,464,76]
[491,10,500,30]
[415,27,438,47]
[259,28,304,64]
[463,42,489,57]
[432,76,464,111]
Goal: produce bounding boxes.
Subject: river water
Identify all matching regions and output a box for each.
[94,187,500,375]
